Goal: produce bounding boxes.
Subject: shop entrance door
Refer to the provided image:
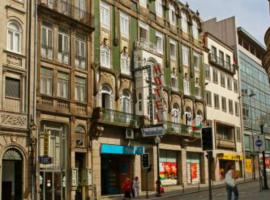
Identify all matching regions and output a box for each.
[1,149,23,200]
[40,171,65,200]
[101,154,133,195]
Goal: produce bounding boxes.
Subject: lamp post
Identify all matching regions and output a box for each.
[248,92,256,180]
[155,136,161,196]
[260,124,269,190]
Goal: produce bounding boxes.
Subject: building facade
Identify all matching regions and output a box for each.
[0,0,35,200]
[203,17,270,179]
[36,1,94,200]
[203,32,243,181]
[91,0,206,199]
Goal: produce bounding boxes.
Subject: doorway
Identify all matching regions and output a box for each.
[1,149,23,200]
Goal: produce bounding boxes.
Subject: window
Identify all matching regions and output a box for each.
[218,50,224,66]
[121,52,130,75]
[195,86,201,98]
[205,91,212,106]
[57,72,69,98]
[139,0,147,7]
[155,0,163,17]
[214,94,219,109]
[213,68,218,83]
[171,104,180,123]
[170,40,176,60]
[181,12,188,33]
[139,22,148,42]
[156,32,163,54]
[205,65,211,80]
[5,77,20,98]
[233,79,238,93]
[75,77,86,103]
[169,4,176,25]
[120,12,129,38]
[225,55,231,69]
[101,85,112,109]
[121,90,131,113]
[40,68,53,96]
[227,77,232,90]
[184,74,190,95]
[236,127,241,142]
[228,99,233,114]
[192,20,199,40]
[100,45,110,68]
[182,45,190,66]
[75,36,86,69]
[100,1,110,30]
[193,52,200,69]
[7,21,21,53]
[244,135,251,150]
[220,73,225,87]
[235,102,239,116]
[211,46,217,62]
[185,108,192,126]
[76,0,86,19]
[41,24,53,59]
[221,97,227,112]
[171,75,178,90]
[58,30,70,64]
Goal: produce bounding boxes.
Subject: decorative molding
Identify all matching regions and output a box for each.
[0,112,27,129]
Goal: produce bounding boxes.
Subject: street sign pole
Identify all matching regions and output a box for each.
[207,151,213,200]
[260,125,269,190]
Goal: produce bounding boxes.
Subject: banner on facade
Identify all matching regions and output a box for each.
[245,159,253,173]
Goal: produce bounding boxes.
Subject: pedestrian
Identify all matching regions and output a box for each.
[225,163,239,200]
[132,176,140,198]
[122,177,132,199]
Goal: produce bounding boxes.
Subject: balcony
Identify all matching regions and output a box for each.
[38,0,94,28]
[134,40,158,55]
[209,53,234,74]
[92,107,140,128]
[165,121,201,138]
[216,138,236,149]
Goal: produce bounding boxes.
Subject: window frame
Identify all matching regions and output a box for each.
[7,21,22,54]
[100,1,111,30]
[75,76,86,103]
[120,12,129,39]
[5,76,21,99]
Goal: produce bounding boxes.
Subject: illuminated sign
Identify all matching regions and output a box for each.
[153,63,164,122]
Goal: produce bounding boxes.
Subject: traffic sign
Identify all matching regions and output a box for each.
[253,135,265,152]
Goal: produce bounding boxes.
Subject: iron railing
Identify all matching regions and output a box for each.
[209,53,234,73]
[165,121,201,138]
[39,0,92,25]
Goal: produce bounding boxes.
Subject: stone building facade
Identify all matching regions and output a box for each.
[91,0,206,199]
[0,0,35,200]
[36,1,94,200]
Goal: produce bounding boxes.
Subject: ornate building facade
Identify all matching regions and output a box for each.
[91,0,206,199]
[36,0,94,200]
[0,0,35,200]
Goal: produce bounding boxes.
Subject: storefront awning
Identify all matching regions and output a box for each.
[101,144,145,155]
[217,153,243,161]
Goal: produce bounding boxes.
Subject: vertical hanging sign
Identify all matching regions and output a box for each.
[153,63,164,122]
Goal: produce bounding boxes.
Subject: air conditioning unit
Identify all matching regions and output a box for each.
[125,129,134,139]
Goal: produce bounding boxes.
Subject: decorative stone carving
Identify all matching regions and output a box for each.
[0,112,27,129]
[7,54,22,67]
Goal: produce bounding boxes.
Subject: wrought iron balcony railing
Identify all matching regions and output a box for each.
[165,121,201,138]
[38,0,93,26]
[209,53,234,73]
[93,107,140,128]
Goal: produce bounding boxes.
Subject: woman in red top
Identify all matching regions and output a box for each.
[122,177,132,199]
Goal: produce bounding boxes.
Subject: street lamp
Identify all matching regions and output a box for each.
[155,136,161,196]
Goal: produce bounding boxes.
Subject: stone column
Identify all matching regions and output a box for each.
[92,139,101,200]
[133,155,142,193]
[181,149,187,186]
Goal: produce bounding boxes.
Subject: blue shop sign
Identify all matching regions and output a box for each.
[101,144,145,155]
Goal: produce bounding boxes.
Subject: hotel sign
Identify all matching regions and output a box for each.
[153,63,164,122]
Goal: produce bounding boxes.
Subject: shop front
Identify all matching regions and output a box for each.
[159,150,179,186]
[187,153,202,184]
[217,153,243,180]
[100,144,144,195]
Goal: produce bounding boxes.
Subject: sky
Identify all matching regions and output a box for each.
[186,0,270,45]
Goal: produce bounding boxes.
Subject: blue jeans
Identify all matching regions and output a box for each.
[226,185,239,200]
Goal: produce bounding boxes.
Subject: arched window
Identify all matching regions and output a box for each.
[192,20,199,40]
[101,85,112,109]
[185,107,192,126]
[120,89,131,113]
[181,12,188,33]
[171,103,180,123]
[7,21,22,53]
[100,45,110,68]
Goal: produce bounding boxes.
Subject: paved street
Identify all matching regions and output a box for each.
[146,179,270,200]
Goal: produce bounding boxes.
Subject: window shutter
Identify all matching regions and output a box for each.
[6,77,20,98]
